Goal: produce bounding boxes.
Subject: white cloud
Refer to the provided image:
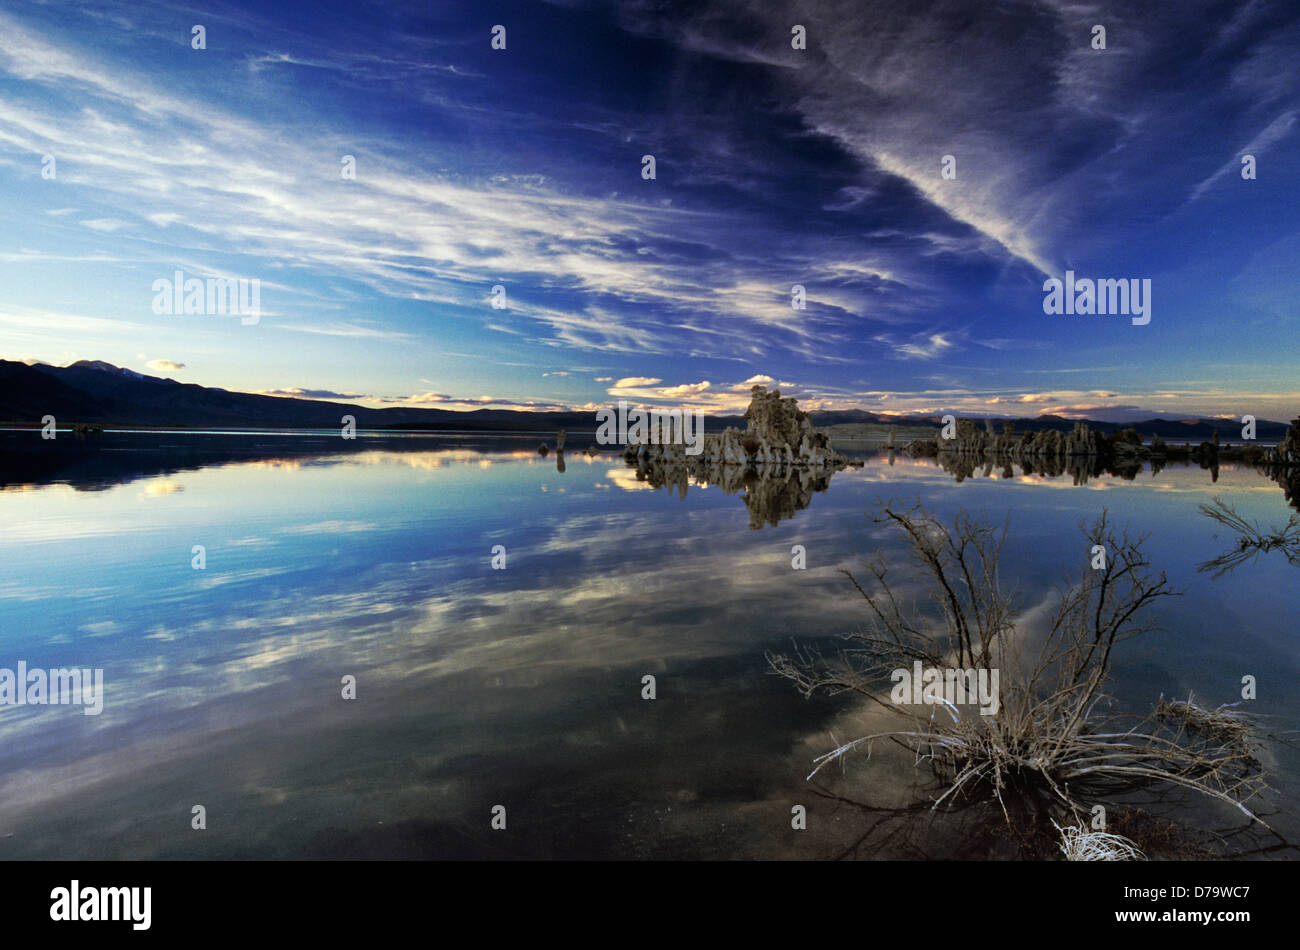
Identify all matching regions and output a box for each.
[80,218,127,232]
[892,333,954,360]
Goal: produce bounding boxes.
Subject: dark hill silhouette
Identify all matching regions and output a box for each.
[0,359,1288,440]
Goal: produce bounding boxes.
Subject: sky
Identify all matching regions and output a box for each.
[0,0,1297,422]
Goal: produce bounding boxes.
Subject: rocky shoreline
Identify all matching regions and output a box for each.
[904,416,1300,468]
[901,416,1300,505]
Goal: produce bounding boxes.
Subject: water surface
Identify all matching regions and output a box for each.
[0,432,1295,858]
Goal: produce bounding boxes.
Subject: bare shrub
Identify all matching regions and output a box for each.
[1053,820,1145,861]
[768,503,1268,835]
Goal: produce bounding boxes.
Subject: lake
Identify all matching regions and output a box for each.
[0,430,1296,859]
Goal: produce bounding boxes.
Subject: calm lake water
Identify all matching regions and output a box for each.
[0,431,1296,859]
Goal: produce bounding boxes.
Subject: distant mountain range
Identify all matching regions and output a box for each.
[0,359,1289,441]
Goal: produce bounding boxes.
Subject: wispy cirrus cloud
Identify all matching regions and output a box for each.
[0,1,1296,419]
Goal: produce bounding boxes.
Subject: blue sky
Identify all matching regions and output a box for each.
[1,0,1297,421]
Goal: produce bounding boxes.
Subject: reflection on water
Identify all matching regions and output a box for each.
[624,453,846,529]
[914,443,1300,511]
[0,432,1296,859]
[1269,464,1300,510]
[620,435,1300,528]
